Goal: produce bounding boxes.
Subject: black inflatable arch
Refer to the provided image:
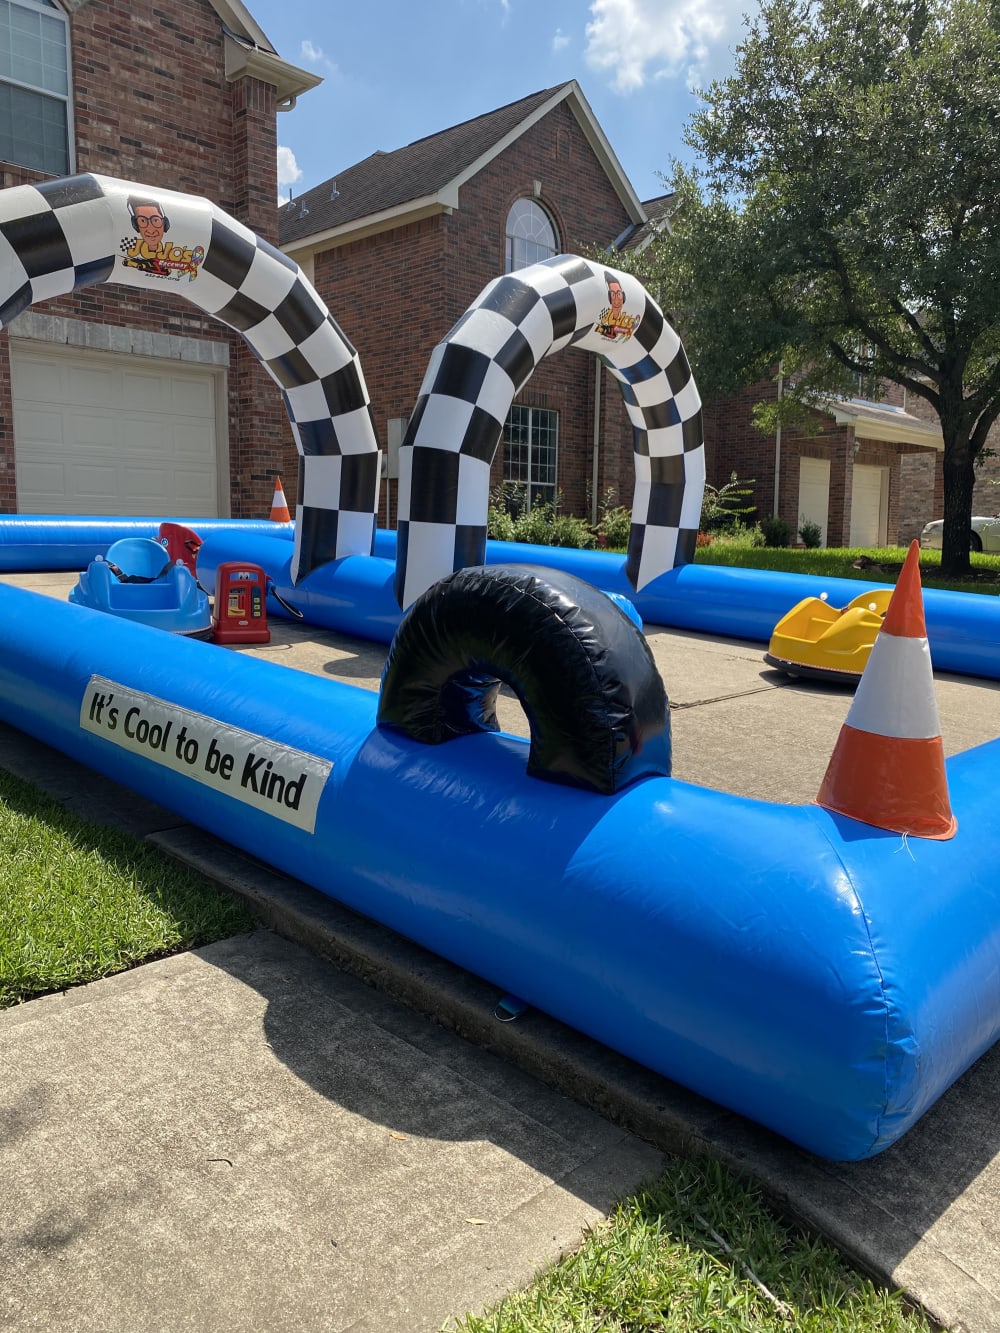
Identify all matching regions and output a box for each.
[377,564,672,796]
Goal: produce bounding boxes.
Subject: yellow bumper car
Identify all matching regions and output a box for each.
[764,587,893,685]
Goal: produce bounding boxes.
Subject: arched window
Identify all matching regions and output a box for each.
[0,0,72,174]
[504,198,557,272]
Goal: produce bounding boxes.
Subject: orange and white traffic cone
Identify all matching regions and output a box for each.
[816,539,956,839]
[269,476,291,523]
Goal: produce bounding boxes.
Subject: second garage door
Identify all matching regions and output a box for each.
[11,341,226,516]
[850,464,888,548]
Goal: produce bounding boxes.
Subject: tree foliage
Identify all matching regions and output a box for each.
[626,0,1000,574]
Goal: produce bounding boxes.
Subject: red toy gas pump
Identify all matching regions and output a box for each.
[213,562,270,644]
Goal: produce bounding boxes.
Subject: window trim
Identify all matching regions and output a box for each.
[0,0,74,176]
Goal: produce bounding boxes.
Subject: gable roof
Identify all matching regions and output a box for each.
[615,192,677,252]
[279,80,646,256]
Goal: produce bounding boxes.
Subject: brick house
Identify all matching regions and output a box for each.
[0,0,317,518]
[703,380,944,547]
[277,84,959,548]
[278,81,652,531]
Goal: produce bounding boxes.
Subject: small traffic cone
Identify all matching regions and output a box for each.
[269,476,291,523]
[816,540,956,839]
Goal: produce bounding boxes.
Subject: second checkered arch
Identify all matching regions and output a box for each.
[394,254,704,609]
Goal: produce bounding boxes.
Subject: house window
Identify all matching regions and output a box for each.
[504,198,557,272]
[0,0,71,175]
[503,405,558,509]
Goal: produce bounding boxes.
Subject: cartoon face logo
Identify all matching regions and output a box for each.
[120,196,203,283]
[595,273,641,343]
[131,203,167,248]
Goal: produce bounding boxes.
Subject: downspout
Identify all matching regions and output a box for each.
[772,361,784,516]
[591,360,602,526]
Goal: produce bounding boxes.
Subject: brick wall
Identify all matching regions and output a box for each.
[971,417,1000,516]
[898,451,937,540]
[704,379,930,546]
[0,0,287,517]
[309,99,639,526]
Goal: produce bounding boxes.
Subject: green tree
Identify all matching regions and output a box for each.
[627,0,1000,576]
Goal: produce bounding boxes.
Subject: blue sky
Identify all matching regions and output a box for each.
[246,0,757,206]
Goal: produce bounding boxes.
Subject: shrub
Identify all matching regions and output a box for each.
[512,501,557,546]
[701,472,756,533]
[761,515,791,547]
[799,517,823,549]
[549,514,597,549]
[487,500,516,542]
[713,519,765,549]
[597,489,633,551]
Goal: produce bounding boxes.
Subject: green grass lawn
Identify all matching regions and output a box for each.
[454,1158,934,1332]
[694,541,1000,595]
[0,766,255,1007]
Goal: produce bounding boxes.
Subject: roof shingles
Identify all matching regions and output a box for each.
[279,85,567,245]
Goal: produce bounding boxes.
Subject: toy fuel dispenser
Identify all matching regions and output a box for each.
[213,562,270,645]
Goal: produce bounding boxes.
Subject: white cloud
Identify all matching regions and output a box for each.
[277,145,303,204]
[300,38,337,71]
[552,27,570,52]
[585,0,743,93]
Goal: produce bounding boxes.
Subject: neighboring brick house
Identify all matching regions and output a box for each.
[278,81,650,530]
[0,0,318,518]
[703,380,944,547]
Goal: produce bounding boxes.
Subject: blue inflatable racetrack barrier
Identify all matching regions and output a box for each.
[0,516,292,572]
[5,515,997,681]
[6,174,1000,1163]
[1,571,1000,1162]
[191,524,1000,683]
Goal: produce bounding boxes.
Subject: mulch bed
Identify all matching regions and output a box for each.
[850,556,1000,587]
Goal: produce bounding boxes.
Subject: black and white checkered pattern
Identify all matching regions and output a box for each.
[394,254,704,609]
[0,173,380,583]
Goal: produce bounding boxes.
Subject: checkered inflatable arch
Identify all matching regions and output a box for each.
[395,254,704,609]
[0,174,379,582]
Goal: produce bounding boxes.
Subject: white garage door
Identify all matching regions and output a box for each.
[850,464,888,548]
[798,456,831,545]
[11,342,224,516]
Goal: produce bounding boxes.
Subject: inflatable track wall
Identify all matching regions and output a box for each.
[2,578,1000,1161]
[196,524,1000,683]
[395,256,705,608]
[0,174,380,582]
[5,517,1000,682]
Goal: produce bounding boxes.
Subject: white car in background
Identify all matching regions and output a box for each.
[919,515,1000,553]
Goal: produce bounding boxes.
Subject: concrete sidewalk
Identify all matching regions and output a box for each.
[3,571,1000,1331]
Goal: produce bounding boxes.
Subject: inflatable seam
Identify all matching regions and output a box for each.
[814,816,894,1155]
